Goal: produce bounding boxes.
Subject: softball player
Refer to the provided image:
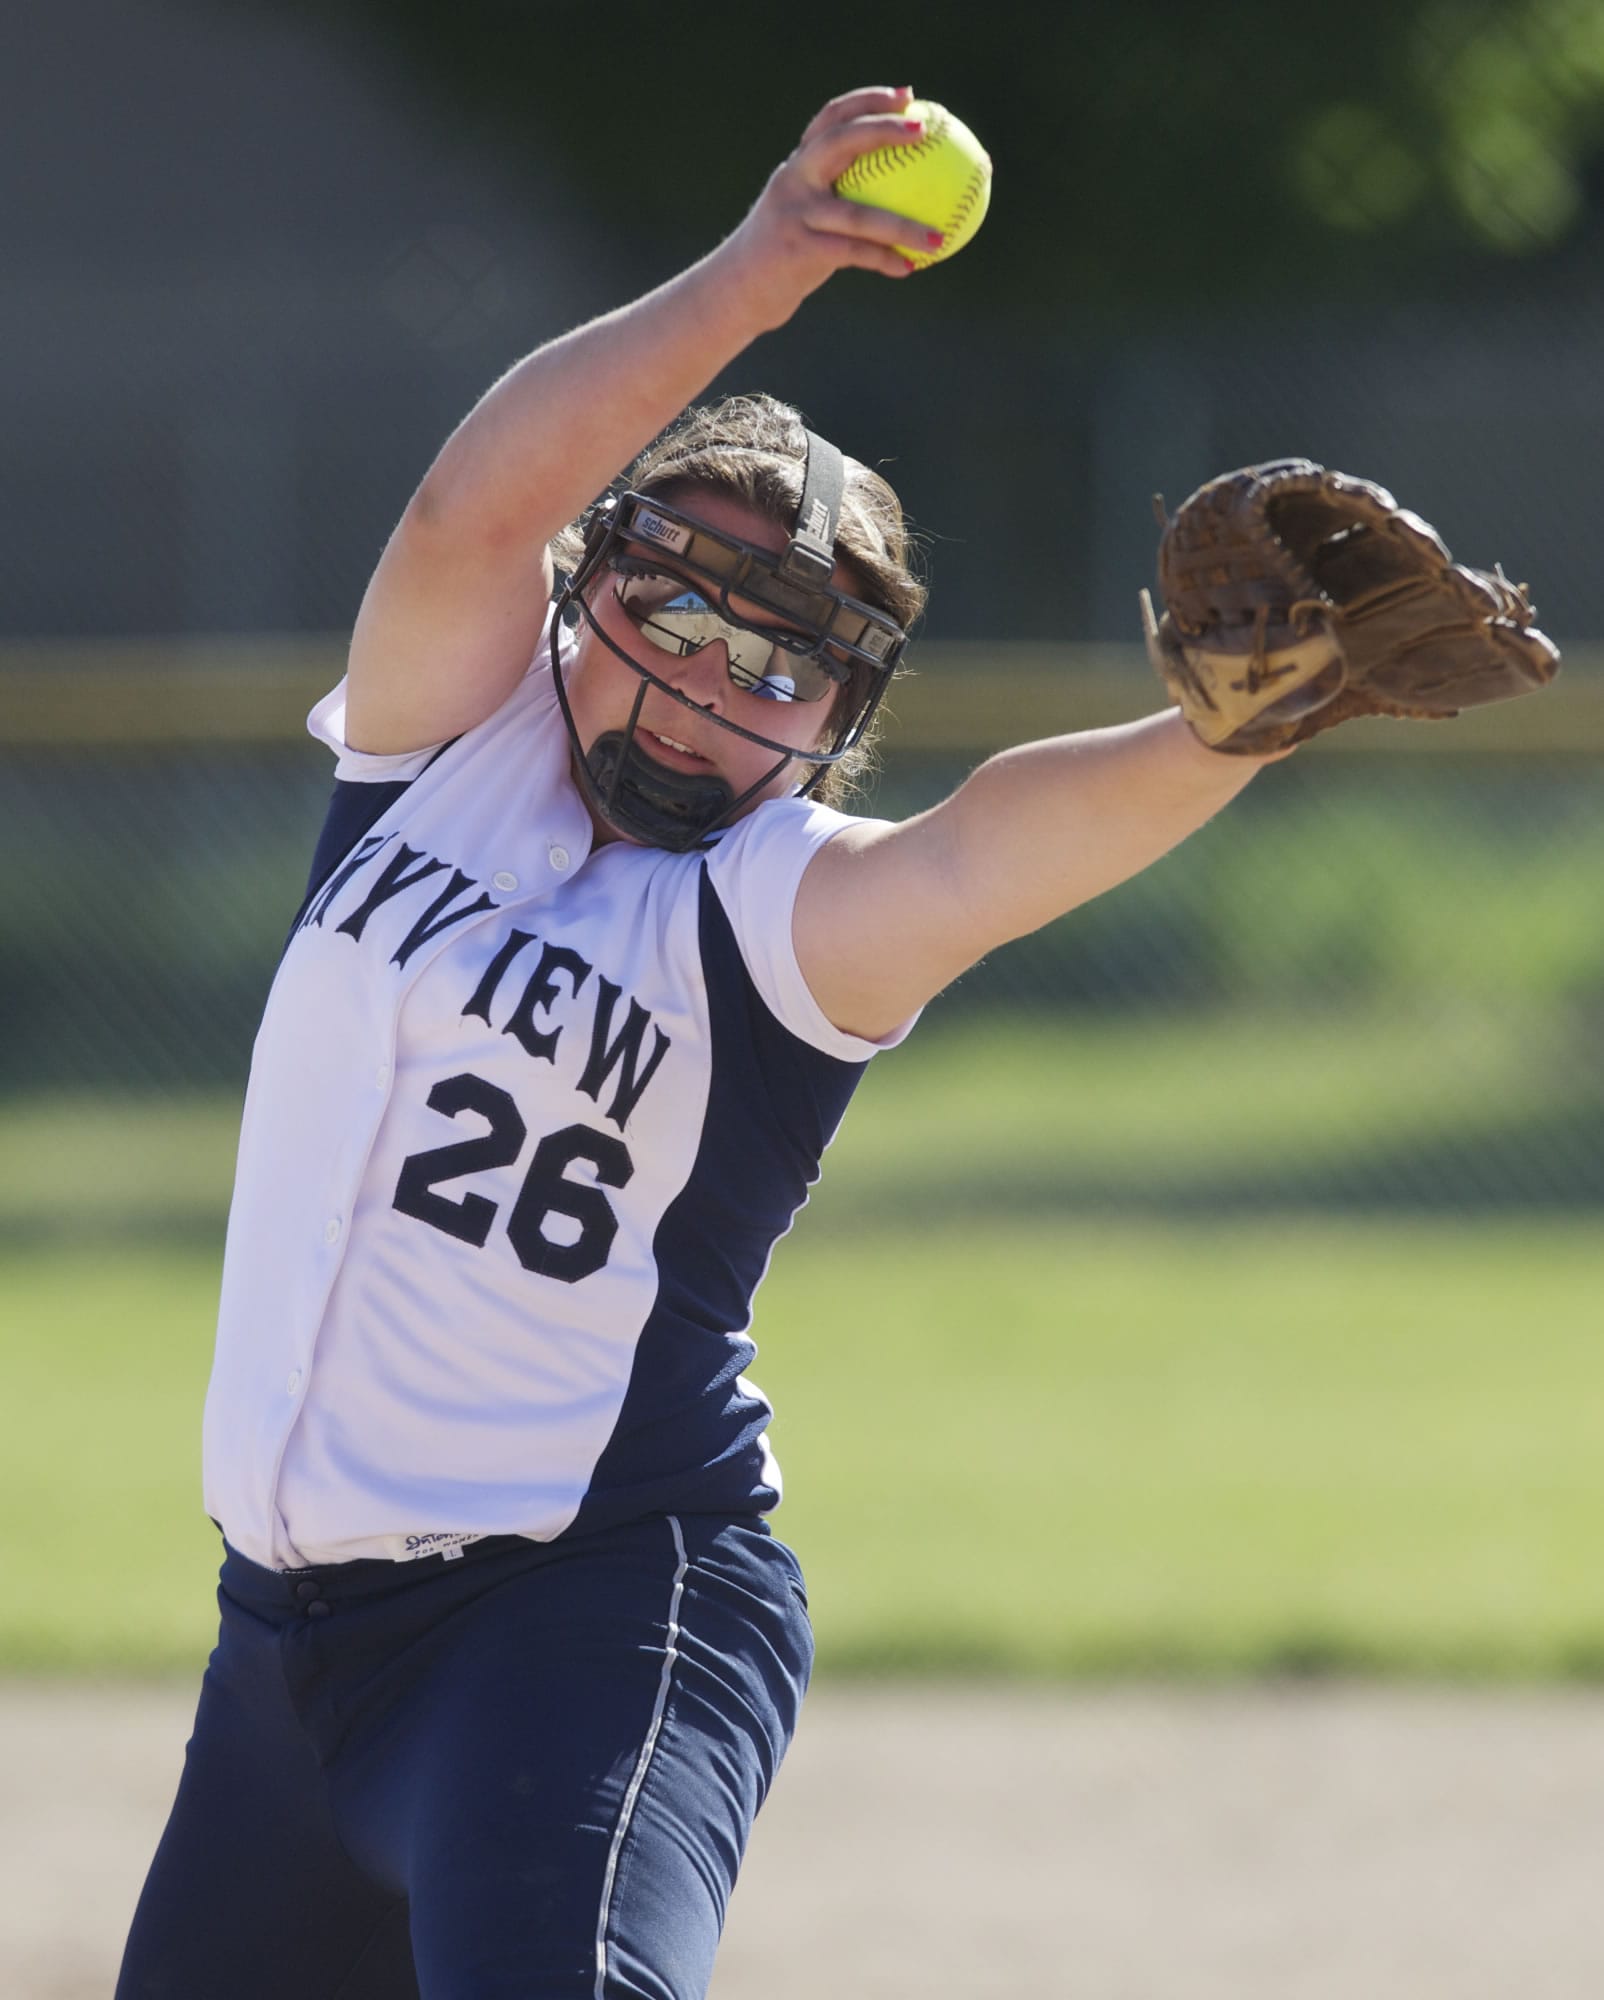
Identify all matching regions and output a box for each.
[117,86,1282,2000]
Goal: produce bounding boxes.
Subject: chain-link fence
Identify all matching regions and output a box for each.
[5,645,1600,1233]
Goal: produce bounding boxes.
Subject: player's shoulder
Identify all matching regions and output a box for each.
[699,793,904,1060]
[704,791,875,871]
[309,616,560,783]
[699,791,880,949]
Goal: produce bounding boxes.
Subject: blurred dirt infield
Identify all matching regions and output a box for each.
[9,1680,1604,1999]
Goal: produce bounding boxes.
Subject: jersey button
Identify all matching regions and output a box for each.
[294,1579,319,1603]
[492,870,518,892]
[323,1217,342,1245]
[286,1369,302,1395]
[374,1063,389,1088]
[548,844,571,872]
[306,1600,332,1620]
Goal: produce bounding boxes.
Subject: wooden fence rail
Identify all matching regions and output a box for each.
[4,639,1603,754]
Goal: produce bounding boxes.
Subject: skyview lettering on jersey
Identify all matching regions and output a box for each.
[292,826,673,1131]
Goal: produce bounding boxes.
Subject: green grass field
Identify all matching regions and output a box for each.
[4,1016,1601,1679]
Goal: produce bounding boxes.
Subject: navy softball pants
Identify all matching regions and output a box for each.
[115,1513,812,2000]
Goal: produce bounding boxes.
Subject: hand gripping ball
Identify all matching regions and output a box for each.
[834,99,993,270]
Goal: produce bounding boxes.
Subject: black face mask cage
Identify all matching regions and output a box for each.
[548,433,909,849]
[599,496,906,679]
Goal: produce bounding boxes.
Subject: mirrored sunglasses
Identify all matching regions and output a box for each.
[609,557,849,705]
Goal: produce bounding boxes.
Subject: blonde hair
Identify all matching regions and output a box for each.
[555,394,926,806]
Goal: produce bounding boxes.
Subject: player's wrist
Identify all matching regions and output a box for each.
[1154,707,1290,792]
[700,227,816,337]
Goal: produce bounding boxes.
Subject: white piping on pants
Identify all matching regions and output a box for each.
[593,1513,689,1998]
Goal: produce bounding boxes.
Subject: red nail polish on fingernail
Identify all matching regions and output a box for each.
[925,230,945,249]
[903,120,925,136]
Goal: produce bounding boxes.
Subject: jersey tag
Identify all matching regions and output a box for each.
[402,1530,478,1561]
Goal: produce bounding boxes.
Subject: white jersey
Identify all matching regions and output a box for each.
[202,618,913,1570]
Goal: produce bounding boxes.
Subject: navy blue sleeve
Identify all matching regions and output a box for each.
[287,735,462,940]
[301,779,413,905]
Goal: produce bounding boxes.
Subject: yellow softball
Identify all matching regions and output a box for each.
[834,99,993,270]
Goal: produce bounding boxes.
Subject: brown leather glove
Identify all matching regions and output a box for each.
[1139,458,1560,754]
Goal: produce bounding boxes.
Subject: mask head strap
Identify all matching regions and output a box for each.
[777,431,845,590]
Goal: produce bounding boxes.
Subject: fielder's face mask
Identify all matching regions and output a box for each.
[549,432,908,851]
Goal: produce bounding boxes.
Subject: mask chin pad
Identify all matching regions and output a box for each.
[585,732,735,852]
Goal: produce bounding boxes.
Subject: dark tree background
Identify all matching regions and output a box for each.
[174,0,1604,642]
[232,0,1604,321]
